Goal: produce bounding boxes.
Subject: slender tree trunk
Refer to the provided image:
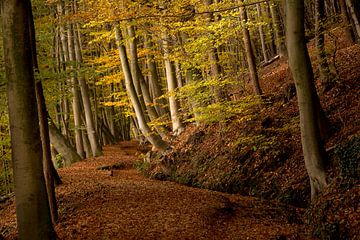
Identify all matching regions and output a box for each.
[35,84,59,225]
[67,20,85,158]
[257,3,268,63]
[175,62,184,88]
[286,0,327,201]
[48,118,82,166]
[270,2,287,57]
[265,2,277,58]
[2,0,56,238]
[144,34,168,117]
[127,25,169,138]
[339,0,355,43]
[239,0,262,96]
[185,69,203,126]
[315,0,333,92]
[345,0,360,40]
[73,17,102,157]
[205,0,227,102]
[57,0,69,63]
[114,23,169,151]
[162,31,184,135]
[27,1,58,224]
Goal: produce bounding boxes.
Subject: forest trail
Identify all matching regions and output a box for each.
[1,141,312,239]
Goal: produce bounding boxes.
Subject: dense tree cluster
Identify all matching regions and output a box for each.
[0,0,359,238]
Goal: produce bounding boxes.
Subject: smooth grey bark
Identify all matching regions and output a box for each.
[265,2,277,58]
[315,0,333,92]
[48,118,82,166]
[126,25,169,138]
[257,3,269,62]
[286,0,327,201]
[144,34,168,117]
[239,0,263,96]
[73,8,102,157]
[339,0,355,43]
[114,23,169,151]
[175,62,184,88]
[67,19,85,158]
[185,69,203,126]
[205,0,227,102]
[1,0,56,238]
[162,31,184,135]
[270,2,287,57]
[345,0,360,39]
[57,0,69,63]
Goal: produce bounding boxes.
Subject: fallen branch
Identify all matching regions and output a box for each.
[259,55,280,67]
[96,162,126,171]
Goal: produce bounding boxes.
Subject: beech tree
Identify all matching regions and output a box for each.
[286,0,327,201]
[315,0,333,92]
[114,23,169,151]
[1,0,56,238]
[239,0,262,96]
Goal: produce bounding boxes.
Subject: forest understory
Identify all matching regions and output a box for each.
[1,0,360,236]
[1,28,359,240]
[1,141,313,240]
[141,29,360,240]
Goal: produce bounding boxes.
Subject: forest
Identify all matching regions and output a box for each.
[0,0,359,239]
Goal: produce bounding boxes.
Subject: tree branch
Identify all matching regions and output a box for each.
[113,0,270,22]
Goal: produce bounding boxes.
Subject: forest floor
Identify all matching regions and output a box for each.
[0,141,314,240]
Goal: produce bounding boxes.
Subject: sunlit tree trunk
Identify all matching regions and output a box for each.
[2,0,56,238]
[72,6,102,157]
[239,0,262,96]
[162,31,184,135]
[127,25,169,138]
[144,35,168,117]
[67,15,85,158]
[48,118,82,166]
[185,69,203,126]
[114,23,169,151]
[286,0,327,201]
[270,2,287,57]
[257,3,268,63]
[205,0,227,102]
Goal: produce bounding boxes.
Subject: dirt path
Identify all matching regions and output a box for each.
[1,141,312,239]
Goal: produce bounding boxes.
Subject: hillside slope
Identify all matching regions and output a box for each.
[144,30,360,239]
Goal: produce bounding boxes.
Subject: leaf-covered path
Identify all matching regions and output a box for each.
[1,141,312,239]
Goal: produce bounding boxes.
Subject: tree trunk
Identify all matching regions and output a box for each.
[48,118,82,166]
[127,25,169,138]
[73,16,102,157]
[286,0,327,201]
[270,2,287,57]
[162,31,184,135]
[315,0,333,92]
[205,0,227,102]
[27,0,58,224]
[114,23,169,151]
[339,0,355,43]
[144,34,168,117]
[1,0,56,238]
[345,0,360,40]
[185,68,203,126]
[239,0,262,96]
[257,3,269,63]
[67,20,85,158]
